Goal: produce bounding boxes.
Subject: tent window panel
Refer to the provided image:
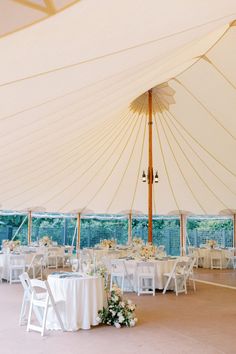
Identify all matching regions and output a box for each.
[187,218,233,248]
[80,218,128,248]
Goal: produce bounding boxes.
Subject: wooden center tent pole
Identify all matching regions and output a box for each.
[233,214,236,248]
[148,89,153,243]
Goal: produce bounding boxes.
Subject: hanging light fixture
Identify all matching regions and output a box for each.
[154,171,159,183]
[142,170,158,183]
[142,171,147,182]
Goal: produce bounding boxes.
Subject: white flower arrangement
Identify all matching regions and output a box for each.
[97,285,137,328]
[99,239,116,249]
[2,239,21,252]
[132,237,144,247]
[85,262,109,287]
[207,239,217,248]
[139,243,157,259]
[39,236,52,247]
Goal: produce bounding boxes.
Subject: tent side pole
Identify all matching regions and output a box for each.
[76,212,81,255]
[128,212,132,244]
[180,214,186,256]
[27,211,32,245]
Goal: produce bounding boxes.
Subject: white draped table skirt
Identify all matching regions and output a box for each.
[0,253,34,280]
[47,275,106,331]
[197,248,229,268]
[117,259,176,291]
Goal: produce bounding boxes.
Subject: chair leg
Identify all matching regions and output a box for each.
[41,301,49,336]
[27,294,34,332]
[184,279,187,295]
[163,276,171,294]
[175,278,178,296]
[191,273,196,292]
[19,293,28,326]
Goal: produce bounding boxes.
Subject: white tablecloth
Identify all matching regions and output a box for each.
[197,248,229,268]
[84,248,124,261]
[118,258,176,290]
[47,274,106,331]
[0,253,34,280]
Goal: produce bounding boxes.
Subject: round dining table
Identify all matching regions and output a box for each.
[114,258,177,291]
[0,252,34,281]
[196,247,230,268]
[47,273,106,331]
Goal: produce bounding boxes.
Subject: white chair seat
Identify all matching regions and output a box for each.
[26,254,44,279]
[9,255,25,284]
[19,272,45,326]
[110,259,134,293]
[136,261,155,296]
[210,250,223,269]
[225,248,236,269]
[163,258,189,296]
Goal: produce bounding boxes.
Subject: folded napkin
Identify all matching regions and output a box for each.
[51,271,67,275]
[59,273,83,279]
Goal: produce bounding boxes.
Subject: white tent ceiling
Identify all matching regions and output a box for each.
[0,0,235,215]
[0,0,80,38]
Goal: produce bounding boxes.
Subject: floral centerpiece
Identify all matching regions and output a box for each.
[97,285,137,328]
[99,239,116,249]
[39,236,52,247]
[132,237,144,248]
[85,262,109,287]
[139,243,157,259]
[2,239,21,252]
[207,239,217,249]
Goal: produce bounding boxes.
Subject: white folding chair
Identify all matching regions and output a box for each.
[19,272,45,326]
[110,259,133,293]
[163,258,188,296]
[188,247,204,268]
[136,261,155,296]
[26,254,44,279]
[184,256,197,292]
[47,247,60,269]
[55,248,65,268]
[210,249,223,269]
[110,259,125,292]
[71,258,80,272]
[19,272,33,325]
[225,248,236,269]
[27,279,65,336]
[63,246,74,268]
[9,255,25,284]
[80,254,92,274]
[187,246,195,255]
